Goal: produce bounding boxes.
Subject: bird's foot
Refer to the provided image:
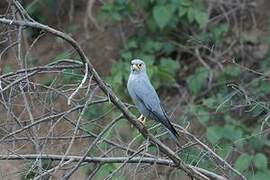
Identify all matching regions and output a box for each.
[140,117,146,125]
[138,115,146,125]
[185,121,190,130]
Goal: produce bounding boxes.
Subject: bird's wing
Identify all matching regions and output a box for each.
[131,78,161,113]
[132,79,179,137]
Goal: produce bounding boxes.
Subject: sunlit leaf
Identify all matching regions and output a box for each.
[187,67,209,94]
[206,126,224,144]
[153,5,173,28]
[194,10,208,28]
[254,153,268,170]
[234,153,252,172]
[223,125,243,141]
[159,58,180,73]
[250,170,270,180]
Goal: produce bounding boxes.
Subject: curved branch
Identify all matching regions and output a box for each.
[0,154,227,180]
[0,13,243,180]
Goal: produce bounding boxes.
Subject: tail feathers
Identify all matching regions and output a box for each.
[151,107,180,146]
[168,131,180,146]
[159,106,180,145]
[167,121,179,138]
[167,126,181,147]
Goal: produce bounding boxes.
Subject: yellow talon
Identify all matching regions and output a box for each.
[138,115,146,125]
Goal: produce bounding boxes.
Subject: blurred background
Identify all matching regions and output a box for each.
[0,0,270,179]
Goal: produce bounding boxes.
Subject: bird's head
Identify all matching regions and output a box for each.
[130,59,146,74]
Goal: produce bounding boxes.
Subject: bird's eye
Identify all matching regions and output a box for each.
[138,64,142,67]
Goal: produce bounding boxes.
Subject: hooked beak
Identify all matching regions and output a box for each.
[131,64,139,71]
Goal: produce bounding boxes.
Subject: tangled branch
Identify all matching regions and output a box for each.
[0,1,246,180]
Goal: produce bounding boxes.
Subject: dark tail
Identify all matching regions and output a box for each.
[166,121,181,146]
[152,106,181,146]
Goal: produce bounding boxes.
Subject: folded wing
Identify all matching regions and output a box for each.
[132,79,179,138]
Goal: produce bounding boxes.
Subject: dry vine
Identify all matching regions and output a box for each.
[0,1,246,180]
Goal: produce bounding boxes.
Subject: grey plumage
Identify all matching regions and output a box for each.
[127,59,179,144]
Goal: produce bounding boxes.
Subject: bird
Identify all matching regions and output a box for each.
[127,59,180,145]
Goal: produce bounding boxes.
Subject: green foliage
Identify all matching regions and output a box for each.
[195,23,229,45]
[223,125,243,141]
[187,67,209,94]
[254,153,268,170]
[206,126,224,144]
[190,104,210,124]
[250,170,270,180]
[99,0,210,96]
[238,152,270,179]
[98,0,133,22]
[153,5,174,29]
[106,37,180,95]
[178,0,209,28]
[1,0,267,179]
[234,153,253,172]
[97,0,270,178]
[215,143,232,158]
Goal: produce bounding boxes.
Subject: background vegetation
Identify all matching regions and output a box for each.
[0,0,269,179]
[99,1,270,178]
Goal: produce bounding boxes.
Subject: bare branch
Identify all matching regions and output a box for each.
[0,1,246,179]
[0,154,227,180]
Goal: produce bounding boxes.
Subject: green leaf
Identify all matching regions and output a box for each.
[223,66,241,77]
[194,10,208,28]
[111,12,122,21]
[254,153,268,170]
[223,125,243,141]
[159,58,180,73]
[187,8,194,23]
[144,40,162,53]
[121,51,132,60]
[249,135,265,151]
[198,113,210,123]
[211,23,229,41]
[190,105,210,124]
[256,81,270,93]
[153,5,173,28]
[216,143,232,158]
[187,67,209,94]
[162,42,175,55]
[178,6,188,17]
[180,0,192,6]
[155,70,175,86]
[100,3,113,11]
[127,40,138,49]
[251,170,270,180]
[234,153,252,172]
[206,126,224,144]
[146,15,158,32]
